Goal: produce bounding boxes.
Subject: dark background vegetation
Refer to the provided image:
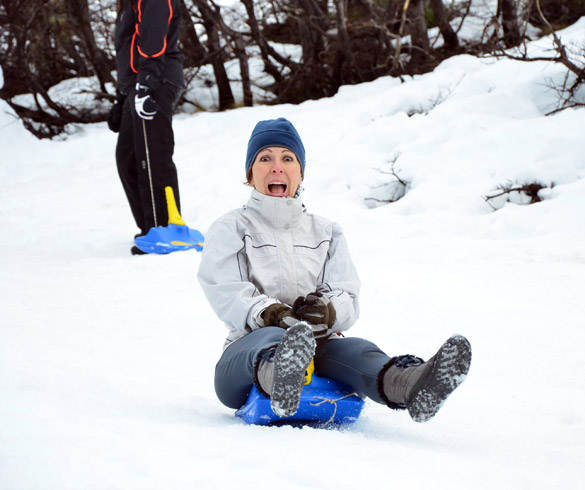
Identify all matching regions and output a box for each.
[1,0,584,138]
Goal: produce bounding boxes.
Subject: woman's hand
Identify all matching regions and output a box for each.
[293,292,336,329]
[262,303,296,328]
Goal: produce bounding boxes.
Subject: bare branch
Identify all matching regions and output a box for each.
[484,181,553,209]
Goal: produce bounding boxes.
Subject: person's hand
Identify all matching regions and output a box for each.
[262,303,297,329]
[134,83,159,120]
[107,90,125,133]
[293,292,336,329]
[293,292,336,344]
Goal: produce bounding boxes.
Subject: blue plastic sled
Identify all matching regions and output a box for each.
[134,187,204,254]
[236,374,365,428]
[134,224,204,254]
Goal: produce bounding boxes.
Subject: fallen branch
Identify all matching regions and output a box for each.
[484,181,552,210]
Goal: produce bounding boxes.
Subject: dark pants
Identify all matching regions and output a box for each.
[215,327,392,409]
[116,82,182,234]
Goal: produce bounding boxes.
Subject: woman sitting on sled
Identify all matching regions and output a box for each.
[197,117,471,422]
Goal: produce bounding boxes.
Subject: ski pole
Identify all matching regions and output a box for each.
[142,118,158,228]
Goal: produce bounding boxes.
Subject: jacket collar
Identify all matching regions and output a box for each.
[246,189,305,228]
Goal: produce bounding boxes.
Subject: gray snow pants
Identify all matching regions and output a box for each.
[214,327,392,409]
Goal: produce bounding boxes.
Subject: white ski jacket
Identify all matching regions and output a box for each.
[197,190,361,349]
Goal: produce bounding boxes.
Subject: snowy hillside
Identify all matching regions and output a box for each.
[1,18,585,490]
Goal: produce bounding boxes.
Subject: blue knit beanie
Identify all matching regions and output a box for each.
[245,118,306,178]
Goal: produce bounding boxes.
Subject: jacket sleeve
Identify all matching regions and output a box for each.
[135,0,174,91]
[197,216,276,337]
[317,223,361,333]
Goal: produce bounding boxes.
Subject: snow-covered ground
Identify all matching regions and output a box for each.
[1,18,585,490]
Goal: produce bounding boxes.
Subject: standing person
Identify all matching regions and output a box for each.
[197,117,472,422]
[108,0,185,254]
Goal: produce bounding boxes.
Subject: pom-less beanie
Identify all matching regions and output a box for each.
[245,118,306,178]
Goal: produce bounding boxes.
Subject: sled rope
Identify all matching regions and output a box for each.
[310,393,360,425]
[142,119,158,227]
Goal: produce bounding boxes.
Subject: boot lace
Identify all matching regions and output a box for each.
[393,354,423,368]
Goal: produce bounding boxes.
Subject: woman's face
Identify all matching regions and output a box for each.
[249,147,303,198]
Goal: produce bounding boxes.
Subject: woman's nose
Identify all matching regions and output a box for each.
[271,160,284,173]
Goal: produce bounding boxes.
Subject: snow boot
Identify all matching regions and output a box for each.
[256,353,275,397]
[131,245,148,255]
[265,321,315,417]
[380,334,472,423]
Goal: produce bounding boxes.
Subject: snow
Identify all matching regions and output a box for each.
[2,19,585,490]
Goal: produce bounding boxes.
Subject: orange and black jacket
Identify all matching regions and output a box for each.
[115,0,185,95]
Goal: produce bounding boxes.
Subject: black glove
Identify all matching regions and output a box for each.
[293,292,336,341]
[262,303,297,329]
[107,90,125,133]
[134,83,159,120]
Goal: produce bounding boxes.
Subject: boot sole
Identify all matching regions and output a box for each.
[408,334,472,423]
[270,322,316,418]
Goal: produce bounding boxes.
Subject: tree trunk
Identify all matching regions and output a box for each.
[498,0,521,47]
[179,0,207,67]
[332,0,362,91]
[193,0,235,110]
[64,0,115,92]
[234,34,253,106]
[205,20,235,110]
[240,0,286,84]
[429,0,458,49]
[295,0,327,67]
[287,0,331,99]
[408,0,430,70]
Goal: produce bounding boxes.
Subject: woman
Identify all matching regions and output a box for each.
[197,117,472,422]
[108,0,185,254]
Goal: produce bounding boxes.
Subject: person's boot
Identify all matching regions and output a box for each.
[256,352,275,396]
[131,245,147,255]
[256,321,315,418]
[380,334,472,423]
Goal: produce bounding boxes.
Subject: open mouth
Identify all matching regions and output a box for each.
[267,182,288,197]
